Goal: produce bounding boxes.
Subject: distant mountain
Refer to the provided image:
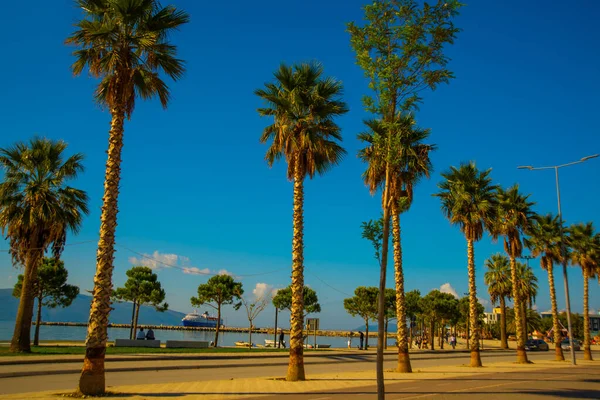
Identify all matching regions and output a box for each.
[0,288,186,325]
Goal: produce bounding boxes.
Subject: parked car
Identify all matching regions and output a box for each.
[560,339,581,351]
[525,339,549,351]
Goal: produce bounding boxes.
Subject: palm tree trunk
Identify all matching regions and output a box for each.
[287,167,305,381]
[545,259,564,361]
[509,256,529,363]
[79,108,125,395]
[467,239,482,367]
[215,304,221,347]
[583,268,592,361]
[34,294,43,346]
[10,248,42,353]
[499,296,508,349]
[391,209,411,372]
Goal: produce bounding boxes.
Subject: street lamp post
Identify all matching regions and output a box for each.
[518,154,598,366]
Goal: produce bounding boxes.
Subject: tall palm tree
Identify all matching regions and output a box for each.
[484,253,512,349]
[515,261,538,340]
[567,222,599,361]
[256,62,348,381]
[66,0,189,394]
[524,214,565,360]
[493,185,536,364]
[435,162,498,367]
[358,114,434,372]
[0,138,88,353]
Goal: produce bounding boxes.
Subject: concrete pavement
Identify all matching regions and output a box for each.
[1,350,598,399]
[0,357,598,399]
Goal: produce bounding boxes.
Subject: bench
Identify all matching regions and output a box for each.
[165,340,209,349]
[114,339,161,348]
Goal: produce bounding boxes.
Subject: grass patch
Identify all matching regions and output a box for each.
[0,346,331,357]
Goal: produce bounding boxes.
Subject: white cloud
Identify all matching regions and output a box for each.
[532,304,538,311]
[253,283,273,299]
[217,269,232,276]
[478,297,490,307]
[440,283,458,298]
[182,267,210,276]
[128,251,186,271]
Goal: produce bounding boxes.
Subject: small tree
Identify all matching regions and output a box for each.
[384,288,397,349]
[240,292,271,349]
[191,274,243,346]
[272,285,321,318]
[419,290,458,350]
[405,290,422,348]
[344,287,379,349]
[13,258,79,346]
[114,266,168,339]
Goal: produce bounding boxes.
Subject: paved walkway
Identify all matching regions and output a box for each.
[0,355,597,399]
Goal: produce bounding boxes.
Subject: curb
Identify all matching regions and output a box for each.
[0,350,514,379]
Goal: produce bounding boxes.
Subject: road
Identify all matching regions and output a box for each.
[248,363,600,399]
[0,351,583,396]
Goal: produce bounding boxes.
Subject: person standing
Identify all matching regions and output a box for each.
[359,331,365,350]
[347,332,353,349]
[278,329,285,348]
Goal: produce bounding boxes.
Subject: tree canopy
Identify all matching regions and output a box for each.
[13,258,79,310]
[272,285,321,316]
[114,266,168,312]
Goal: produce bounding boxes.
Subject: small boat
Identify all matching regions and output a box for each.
[235,341,253,347]
[264,339,276,347]
[316,344,331,349]
[303,343,314,349]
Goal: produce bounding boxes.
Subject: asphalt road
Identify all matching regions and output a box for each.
[247,363,600,399]
[0,351,579,396]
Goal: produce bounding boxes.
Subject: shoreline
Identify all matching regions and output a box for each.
[33,321,388,338]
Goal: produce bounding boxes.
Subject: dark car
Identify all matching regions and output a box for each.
[525,339,549,351]
[561,339,581,351]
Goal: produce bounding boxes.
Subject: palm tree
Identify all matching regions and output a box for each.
[524,214,565,360]
[0,138,88,353]
[484,253,512,349]
[567,222,599,361]
[255,62,348,381]
[493,185,536,364]
[435,162,498,367]
[514,261,538,340]
[358,114,434,372]
[66,1,189,394]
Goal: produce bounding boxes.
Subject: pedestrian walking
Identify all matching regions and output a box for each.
[359,331,365,350]
[278,329,285,348]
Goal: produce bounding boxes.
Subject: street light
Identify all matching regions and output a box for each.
[517,153,598,366]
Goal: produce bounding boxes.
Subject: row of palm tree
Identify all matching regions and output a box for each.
[437,162,599,365]
[488,218,599,362]
[1,1,596,398]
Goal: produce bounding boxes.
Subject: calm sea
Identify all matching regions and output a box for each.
[0,321,392,348]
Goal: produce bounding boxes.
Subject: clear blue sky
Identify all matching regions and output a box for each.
[1,0,599,330]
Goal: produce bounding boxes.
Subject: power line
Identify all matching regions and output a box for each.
[0,240,96,253]
[306,268,351,297]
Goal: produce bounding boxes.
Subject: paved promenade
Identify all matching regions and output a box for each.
[0,349,597,399]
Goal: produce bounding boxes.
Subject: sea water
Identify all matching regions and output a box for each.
[0,321,392,348]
